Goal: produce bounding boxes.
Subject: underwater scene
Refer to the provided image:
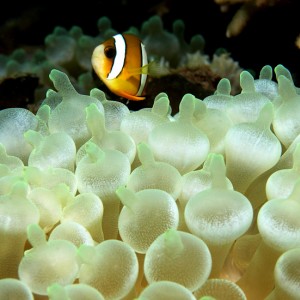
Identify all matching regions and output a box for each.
[1,0,300,299]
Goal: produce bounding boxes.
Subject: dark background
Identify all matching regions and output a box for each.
[1,0,300,85]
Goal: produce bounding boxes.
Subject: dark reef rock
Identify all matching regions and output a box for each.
[0,74,39,110]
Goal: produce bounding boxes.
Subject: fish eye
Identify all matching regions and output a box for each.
[104,47,116,59]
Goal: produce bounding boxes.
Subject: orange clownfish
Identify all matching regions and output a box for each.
[92,33,150,101]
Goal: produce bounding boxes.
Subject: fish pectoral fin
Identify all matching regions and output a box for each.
[147,60,169,78]
[125,60,164,79]
[126,65,149,77]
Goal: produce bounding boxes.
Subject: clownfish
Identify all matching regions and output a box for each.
[92,33,152,101]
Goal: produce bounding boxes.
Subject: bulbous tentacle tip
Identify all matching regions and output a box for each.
[49,69,77,98]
